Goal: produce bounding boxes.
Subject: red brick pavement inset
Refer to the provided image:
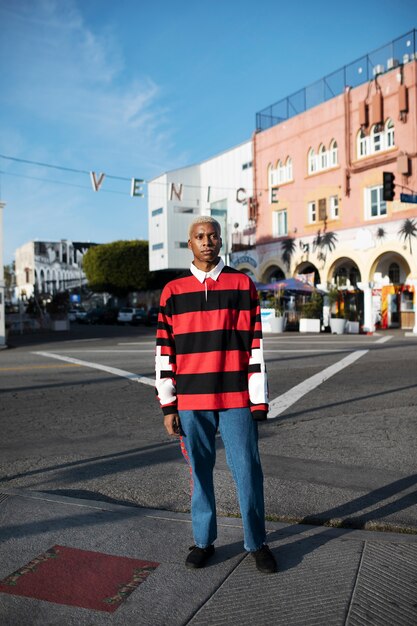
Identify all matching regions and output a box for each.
[0,544,159,613]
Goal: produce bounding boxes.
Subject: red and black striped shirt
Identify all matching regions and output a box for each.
[155,260,268,418]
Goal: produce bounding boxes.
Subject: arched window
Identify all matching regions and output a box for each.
[319,144,327,170]
[277,159,284,184]
[286,157,293,180]
[385,119,394,148]
[371,125,382,152]
[329,139,338,166]
[268,163,274,187]
[357,129,368,158]
[308,148,316,174]
[388,262,400,284]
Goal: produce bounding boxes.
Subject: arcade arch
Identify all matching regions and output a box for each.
[327,257,362,288]
[262,264,285,283]
[294,261,321,286]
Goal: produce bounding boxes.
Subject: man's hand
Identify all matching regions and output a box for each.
[164,413,181,437]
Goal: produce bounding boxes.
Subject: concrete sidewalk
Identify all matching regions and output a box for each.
[0,490,416,625]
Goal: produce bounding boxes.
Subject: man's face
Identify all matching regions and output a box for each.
[188,222,222,269]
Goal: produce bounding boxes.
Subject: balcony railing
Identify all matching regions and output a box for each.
[256,29,416,132]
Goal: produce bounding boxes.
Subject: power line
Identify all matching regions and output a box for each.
[0,169,132,195]
[0,154,131,181]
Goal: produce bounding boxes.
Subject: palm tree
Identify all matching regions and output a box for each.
[398,218,417,254]
[312,230,322,252]
[281,237,296,271]
[376,227,386,242]
[320,231,338,254]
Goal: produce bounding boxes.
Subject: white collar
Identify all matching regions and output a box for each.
[190,258,225,283]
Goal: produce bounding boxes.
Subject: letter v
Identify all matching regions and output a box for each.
[90,171,106,192]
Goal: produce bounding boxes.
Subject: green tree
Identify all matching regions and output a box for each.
[83,240,151,295]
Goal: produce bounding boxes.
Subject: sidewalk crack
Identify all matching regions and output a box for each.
[344,539,367,625]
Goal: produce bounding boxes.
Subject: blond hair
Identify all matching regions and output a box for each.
[188,215,221,239]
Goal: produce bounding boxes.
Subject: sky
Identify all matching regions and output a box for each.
[1,0,416,264]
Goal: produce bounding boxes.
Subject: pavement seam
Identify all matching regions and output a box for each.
[344,539,366,626]
[184,551,248,625]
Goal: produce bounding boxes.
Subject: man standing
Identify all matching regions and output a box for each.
[155,216,277,574]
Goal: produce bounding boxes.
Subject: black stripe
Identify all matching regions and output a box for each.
[157,320,171,332]
[156,337,175,348]
[254,330,263,339]
[176,371,248,395]
[166,289,252,315]
[175,329,252,354]
[248,364,261,373]
[160,370,175,379]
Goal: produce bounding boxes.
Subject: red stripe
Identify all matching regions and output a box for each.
[171,309,252,334]
[176,350,249,374]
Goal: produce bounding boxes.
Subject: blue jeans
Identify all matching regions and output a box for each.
[178,408,266,552]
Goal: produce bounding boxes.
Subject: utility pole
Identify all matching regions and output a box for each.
[0,201,6,348]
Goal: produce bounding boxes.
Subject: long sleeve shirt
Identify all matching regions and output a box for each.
[155,259,268,419]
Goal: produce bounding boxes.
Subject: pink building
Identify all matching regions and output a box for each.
[231,31,417,332]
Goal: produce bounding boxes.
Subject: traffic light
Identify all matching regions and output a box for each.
[382,171,395,201]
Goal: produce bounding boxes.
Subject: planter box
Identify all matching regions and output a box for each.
[345,320,360,334]
[299,318,321,333]
[330,318,346,334]
[261,309,285,333]
[270,316,285,333]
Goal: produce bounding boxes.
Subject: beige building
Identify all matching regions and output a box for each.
[15,240,97,300]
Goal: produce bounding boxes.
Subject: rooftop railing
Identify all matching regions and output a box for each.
[256,29,416,132]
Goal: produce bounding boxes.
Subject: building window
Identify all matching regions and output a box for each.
[318,198,327,221]
[152,207,163,216]
[357,120,395,159]
[319,144,327,170]
[286,157,293,180]
[268,156,293,189]
[272,209,288,236]
[388,262,400,284]
[329,139,338,166]
[386,118,394,147]
[330,195,339,219]
[175,242,188,249]
[152,243,164,250]
[357,130,368,158]
[308,201,317,223]
[242,161,253,170]
[365,186,387,218]
[371,125,382,152]
[174,206,196,213]
[308,148,316,174]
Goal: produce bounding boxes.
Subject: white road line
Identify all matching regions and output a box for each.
[34,349,154,353]
[265,349,350,353]
[268,349,369,419]
[34,344,375,415]
[375,335,393,344]
[33,351,155,387]
[117,342,155,345]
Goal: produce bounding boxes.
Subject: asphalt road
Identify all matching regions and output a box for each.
[1,325,416,533]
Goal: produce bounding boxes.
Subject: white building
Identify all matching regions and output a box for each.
[148,140,254,271]
[15,240,97,300]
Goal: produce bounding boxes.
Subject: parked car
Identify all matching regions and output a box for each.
[68,307,87,322]
[68,308,79,322]
[131,308,147,325]
[79,307,119,325]
[146,307,159,326]
[117,307,143,325]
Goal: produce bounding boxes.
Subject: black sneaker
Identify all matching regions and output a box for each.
[185,545,215,569]
[252,545,277,574]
